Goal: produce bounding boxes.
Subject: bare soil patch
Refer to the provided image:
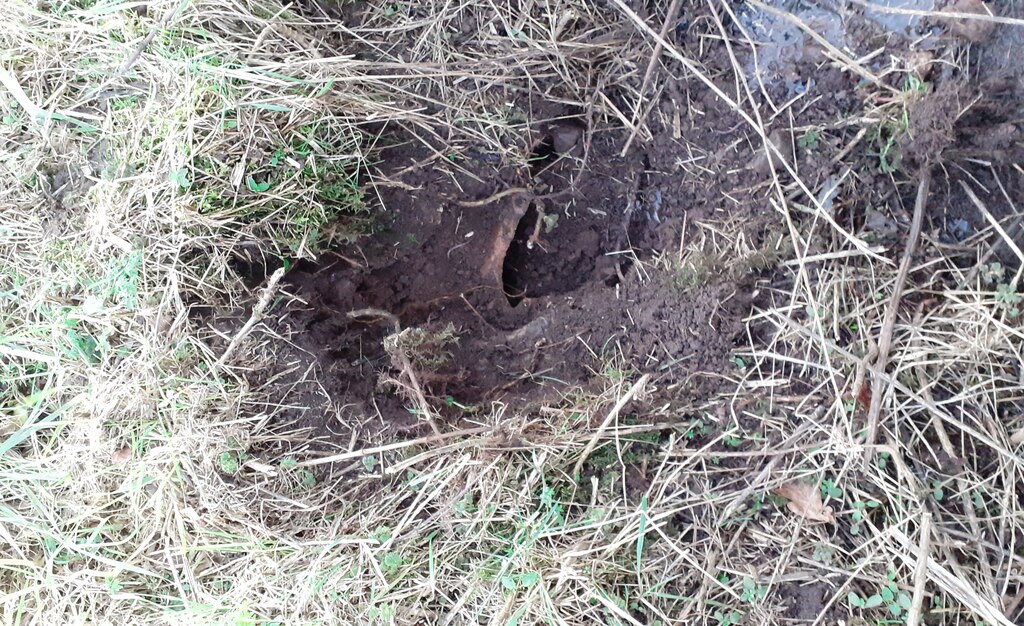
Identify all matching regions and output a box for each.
[251,1,1024,454]
[268,107,764,445]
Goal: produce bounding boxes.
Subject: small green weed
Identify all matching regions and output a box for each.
[848,570,912,618]
[296,468,316,487]
[811,542,835,565]
[500,571,541,591]
[798,130,820,149]
[980,262,1006,284]
[361,455,379,472]
[218,449,245,474]
[995,283,1021,317]
[740,576,768,603]
[444,395,478,413]
[723,434,743,448]
[379,551,404,576]
[850,498,880,535]
[870,75,928,173]
[712,608,742,626]
[169,167,191,189]
[683,419,709,441]
[820,480,843,500]
[245,175,271,193]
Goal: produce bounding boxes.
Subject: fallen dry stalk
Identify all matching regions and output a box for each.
[214,266,285,369]
[907,512,932,626]
[846,0,1024,27]
[863,169,931,467]
[572,373,651,477]
[296,426,491,468]
[892,528,1014,626]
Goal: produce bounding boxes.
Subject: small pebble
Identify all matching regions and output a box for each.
[551,123,583,154]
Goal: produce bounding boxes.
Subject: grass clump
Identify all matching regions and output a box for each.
[0,0,383,621]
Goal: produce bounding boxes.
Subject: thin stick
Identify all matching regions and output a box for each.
[892,528,1014,626]
[214,267,285,369]
[846,0,1024,27]
[572,374,651,477]
[907,512,932,626]
[454,187,572,208]
[455,187,529,207]
[296,426,491,467]
[620,0,684,157]
[118,3,186,74]
[118,31,159,75]
[863,170,931,467]
[393,346,441,435]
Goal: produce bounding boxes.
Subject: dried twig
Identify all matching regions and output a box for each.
[214,267,285,369]
[454,187,572,208]
[863,170,931,467]
[118,3,185,75]
[892,527,1014,626]
[295,426,490,468]
[846,0,1024,27]
[907,512,932,626]
[455,187,531,207]
[572,374,651,477]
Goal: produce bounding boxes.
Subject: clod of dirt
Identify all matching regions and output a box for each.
[749,129,792,176]
[907,49,937,81]
[777,582,834,620]
[901,84,960,166]
[943,0,997,42]
[550,122,584,154]
[863,207,900,239]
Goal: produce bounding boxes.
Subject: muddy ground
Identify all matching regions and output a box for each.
[237,0,1024,450]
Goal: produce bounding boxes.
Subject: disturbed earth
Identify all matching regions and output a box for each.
[240,0,1024,458]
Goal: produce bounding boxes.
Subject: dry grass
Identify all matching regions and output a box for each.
[2,0,1023,624]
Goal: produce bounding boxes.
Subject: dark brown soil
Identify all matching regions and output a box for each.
[269,110,764,444]
[775,580,839,622]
